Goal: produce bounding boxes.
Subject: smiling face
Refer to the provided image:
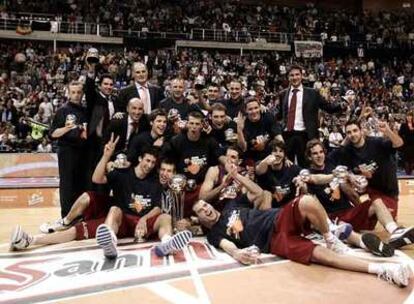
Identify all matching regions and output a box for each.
[171,79,185,100]
[100,77,114,96]
[229,81,242,100]
[138,153,157,175]
[271,146,285,168]
[211,109,226,129]
[308,143,326,169]
[207,85,220,101]
[345,123,364,147]
[193,200,220,228]
[245,100,261,122]
[159,162,175,187]
[151,115,167,136]
[288,68,303,88]
[127,98,144,122]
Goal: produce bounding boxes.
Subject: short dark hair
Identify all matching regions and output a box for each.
[270,138,285,152]
[288,64,304,75]
[188,111,204,120]
[99,73,113,85]
[149,108,167,122]
[243,96,260,111]
[226,145,243,157]
[345,118,361,130]
[140,146,159,159]
[160,158,176,170]
[305,139,326,159]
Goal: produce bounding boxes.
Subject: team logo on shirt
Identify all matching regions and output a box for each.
[251,134,270,151]
[226,210,243,239]
[65,114,77,128]
[184,156,207,175]
[129,193,152,213]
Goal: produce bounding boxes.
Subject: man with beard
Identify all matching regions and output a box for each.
[337,119,414,249]
[116,62,164,114]
[127,109,167,166]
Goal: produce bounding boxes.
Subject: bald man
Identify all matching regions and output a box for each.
[104,97,150,156]
[116,62,165,113]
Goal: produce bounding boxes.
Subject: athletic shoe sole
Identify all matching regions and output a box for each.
[389,227,414,249]
[362,233,394,257]
[9,225,22,251]
[96,224,118,259]
[154,230,192,257]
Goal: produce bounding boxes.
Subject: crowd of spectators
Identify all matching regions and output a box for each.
[2,1,414,47]
[0,40,413,174]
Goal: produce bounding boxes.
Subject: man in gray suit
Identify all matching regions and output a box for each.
[277,65,351,167]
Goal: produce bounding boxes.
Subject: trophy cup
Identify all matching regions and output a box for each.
[65,114,77,128]
[169,174,187,232]
[114,153,128,169]
[86,48,99,64]
[349,173,368,193]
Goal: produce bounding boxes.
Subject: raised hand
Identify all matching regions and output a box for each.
[103,133,119,158]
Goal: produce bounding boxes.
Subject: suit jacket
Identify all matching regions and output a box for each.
[85,76,111,137]
[104,115,150,155]
[115,83,165,113]
[277,86,344,139]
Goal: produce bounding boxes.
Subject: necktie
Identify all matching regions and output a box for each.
[287,89,299,131]
[139,86,150,114]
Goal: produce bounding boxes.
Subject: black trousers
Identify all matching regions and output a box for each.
[283,131,309,168]
[57,145,88,218]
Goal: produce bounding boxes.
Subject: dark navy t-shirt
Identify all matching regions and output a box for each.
[107,168,162,216]
[207,198,280,253]
[338,137,398,197]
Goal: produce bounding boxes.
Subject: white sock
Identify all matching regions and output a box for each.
[62,217,69,225]
[385,222,398,234]
[161,235,172,243]
[368,263,383,274]
[324,232,336,244]
[359,238,367,249]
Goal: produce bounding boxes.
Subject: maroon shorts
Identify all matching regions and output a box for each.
[329,201,377,232]
[366,188,398,220]
[82,191,111,220]
[183,185,201,218]
[117,213,160,239]
[74,191,111,240]
[269,197,316,265]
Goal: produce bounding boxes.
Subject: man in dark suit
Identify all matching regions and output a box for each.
[104,97,150,156]
[85,63,116,188]
[115,62,164,114]
[277,65,351,167]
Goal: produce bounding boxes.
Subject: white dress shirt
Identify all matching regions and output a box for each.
[287,85,305,131]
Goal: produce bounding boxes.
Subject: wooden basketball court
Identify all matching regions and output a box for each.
[1,183,414,304]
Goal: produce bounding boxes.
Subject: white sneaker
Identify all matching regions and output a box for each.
[39,218,71,234]
[96,224,118,259]
[329,220,353,241]
[326,235,351,254]
[378,263,412,287]
[154,230,192,257]
[10,225,33,251]
[389,226,414,249]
